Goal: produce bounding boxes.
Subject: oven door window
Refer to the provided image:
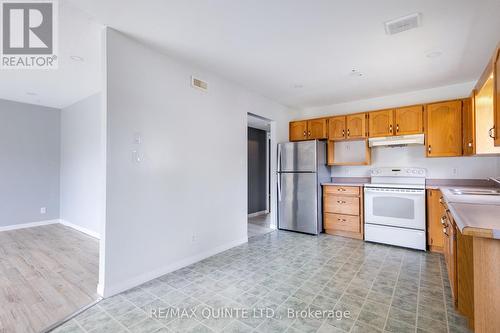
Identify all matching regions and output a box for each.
[373,196,415,220]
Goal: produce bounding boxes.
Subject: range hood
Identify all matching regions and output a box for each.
[368,134,425,147]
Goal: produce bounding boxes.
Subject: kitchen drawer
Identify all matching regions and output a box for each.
[324,195,360,215]
[324,213,360,233]
[324,186,360,196]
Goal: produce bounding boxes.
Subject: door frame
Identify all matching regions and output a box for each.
[247,113,276,228]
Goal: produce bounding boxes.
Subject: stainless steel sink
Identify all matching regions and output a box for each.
[449,188,500,196]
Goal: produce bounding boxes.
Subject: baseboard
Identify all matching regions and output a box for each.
[0,219,60,232]
[100,237,248,298]
[60,219,100,239]
[248,210,268,218]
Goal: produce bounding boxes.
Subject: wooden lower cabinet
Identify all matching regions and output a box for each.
[323,185,363,240]
[426,189,444,252]
[441,199,475,330]
[457,230,474,329]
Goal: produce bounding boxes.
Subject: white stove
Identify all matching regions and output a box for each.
[364,167,427,251]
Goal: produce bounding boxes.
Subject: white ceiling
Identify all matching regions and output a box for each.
[0,2,102,109]
[67,0,500,109]
[5,0,500,109]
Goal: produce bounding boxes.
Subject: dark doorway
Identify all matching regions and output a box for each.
[248,127,267,214]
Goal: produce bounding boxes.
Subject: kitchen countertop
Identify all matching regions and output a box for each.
[322,182,367,187]
[439,186,500,239]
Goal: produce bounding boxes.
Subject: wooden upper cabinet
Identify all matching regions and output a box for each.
[368,109,394,137]
[328,116,346,140]
[495,46,500,146]
[346,113,367,139]
[462,97,475,156]
[307,118,328,140]
[289,121,307,141]
[426,100,463,157]
[394,105,423,135]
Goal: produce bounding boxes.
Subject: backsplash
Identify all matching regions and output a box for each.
[330,145,500,179]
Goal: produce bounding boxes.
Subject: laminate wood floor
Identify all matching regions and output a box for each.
[0,224,99,333]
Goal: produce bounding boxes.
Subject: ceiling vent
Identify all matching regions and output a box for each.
[191,76,208,91]
[384,13,421,35]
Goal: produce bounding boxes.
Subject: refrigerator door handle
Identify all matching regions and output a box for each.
[277,144,282,172]
[277,173,282,202]
[277,144,282,201]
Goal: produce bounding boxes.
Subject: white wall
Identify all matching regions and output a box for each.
[332,145,499,179]
[101,28,294,296]
[299,81,475,118]
[0,99,60,228]
[60,94,103,238]
[296,82,500,180]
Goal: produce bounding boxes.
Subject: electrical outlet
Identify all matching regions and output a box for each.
[40,207,46,214]
[452,168,458,176]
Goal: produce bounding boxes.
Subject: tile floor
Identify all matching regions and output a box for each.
[52,231,472,333]
[247,214,275,238]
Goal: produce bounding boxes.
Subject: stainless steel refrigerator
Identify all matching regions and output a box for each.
[277,140,330,235]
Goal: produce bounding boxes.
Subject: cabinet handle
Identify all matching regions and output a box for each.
[439,197,443,204]
[440,216,447,225]
[347,129,350,137]
[337,188,346,192]
[396,124,399,133]
[389,124,393,134]
[303,131,306,137]
[308,131,311,137]
[443,227,449,236]
[336,200,346,204]
[468,142,473,148]
[488,127,495,139]
[337,218,347,222]
[428,145,432,154]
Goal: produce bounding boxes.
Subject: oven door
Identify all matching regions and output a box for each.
[364,187,426,230]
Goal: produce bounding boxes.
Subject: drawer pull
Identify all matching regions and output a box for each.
[443,227,449,236]
[440,216,447,225]
[337,218,347,222]
[336,200,346,204]
[337,188,346,192]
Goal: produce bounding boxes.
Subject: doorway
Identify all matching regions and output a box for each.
[247,113,276,238]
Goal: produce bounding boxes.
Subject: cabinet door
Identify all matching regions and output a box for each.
[494,46,500,146]
[426,189,444,252]
[368,109,394,137]
[307,119,328,139]
[328,116,346,140]
[462,97,475,156]
[346,113,367,139]
[395,105,423,135]
[448,220,458,303]
[289,121,308,141]
[426,101,463,157]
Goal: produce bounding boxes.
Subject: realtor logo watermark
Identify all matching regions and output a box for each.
[1,0,58,69]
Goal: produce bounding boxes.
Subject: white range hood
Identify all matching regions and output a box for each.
[368,134,425,147]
